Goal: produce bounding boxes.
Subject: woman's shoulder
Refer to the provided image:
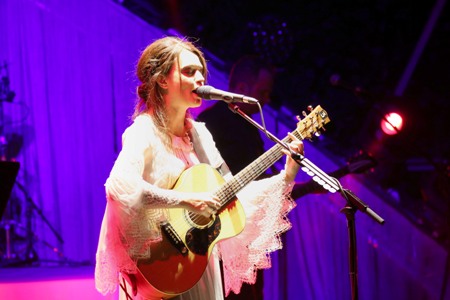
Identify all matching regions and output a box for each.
[130,114,156,130]
[123,114,157,140]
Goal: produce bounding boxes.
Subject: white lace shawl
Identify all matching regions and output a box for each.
[94,114,296,296]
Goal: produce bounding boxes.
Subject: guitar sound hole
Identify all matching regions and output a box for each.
[186,211,214,228]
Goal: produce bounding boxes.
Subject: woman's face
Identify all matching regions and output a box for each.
[164,49,205,110]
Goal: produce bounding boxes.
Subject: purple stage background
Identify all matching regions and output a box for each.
[0,0,448,299]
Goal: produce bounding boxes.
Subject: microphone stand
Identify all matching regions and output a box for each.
[339,189,385,300]
[227,102,385,300]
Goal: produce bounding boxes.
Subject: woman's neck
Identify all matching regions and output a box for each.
[167,109,188,137]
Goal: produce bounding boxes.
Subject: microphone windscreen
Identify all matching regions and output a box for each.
[194,85,214,99]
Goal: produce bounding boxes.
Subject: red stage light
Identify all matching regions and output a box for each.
[380,112,403,135]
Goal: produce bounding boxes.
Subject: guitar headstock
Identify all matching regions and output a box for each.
[294,105,330,140]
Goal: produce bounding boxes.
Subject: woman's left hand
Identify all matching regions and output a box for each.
[282,132,304,182]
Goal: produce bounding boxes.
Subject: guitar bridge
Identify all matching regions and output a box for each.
[160,222,188,256]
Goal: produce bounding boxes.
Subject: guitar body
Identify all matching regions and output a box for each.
[135,164,246,299]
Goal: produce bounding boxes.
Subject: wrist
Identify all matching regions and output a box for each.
[281,169,295,183]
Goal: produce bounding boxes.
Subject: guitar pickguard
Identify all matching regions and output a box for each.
[186,216,221,255]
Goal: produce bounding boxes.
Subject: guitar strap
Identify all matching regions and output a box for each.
[189,127,231,177]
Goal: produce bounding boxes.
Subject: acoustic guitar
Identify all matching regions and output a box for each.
[132,105,331,299]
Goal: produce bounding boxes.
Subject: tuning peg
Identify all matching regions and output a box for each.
[296,115,302,121]
[307,105,313,112]
[302,111,307,117]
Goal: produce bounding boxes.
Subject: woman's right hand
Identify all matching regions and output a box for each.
[179,192,222,218]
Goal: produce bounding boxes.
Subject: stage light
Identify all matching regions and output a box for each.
[380,112,403,135]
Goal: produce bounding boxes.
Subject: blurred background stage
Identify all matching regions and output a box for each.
[1,0,449,299]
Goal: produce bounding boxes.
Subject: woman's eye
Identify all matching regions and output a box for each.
[183,68,196,76]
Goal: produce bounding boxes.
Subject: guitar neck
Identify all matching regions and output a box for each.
[214,105,331,208]
[215,133,299,207]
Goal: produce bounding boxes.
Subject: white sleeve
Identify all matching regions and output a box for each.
[105,117,183,212]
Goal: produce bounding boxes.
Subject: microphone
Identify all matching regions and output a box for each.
[194,85,258,104]
[329,74,368,96]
